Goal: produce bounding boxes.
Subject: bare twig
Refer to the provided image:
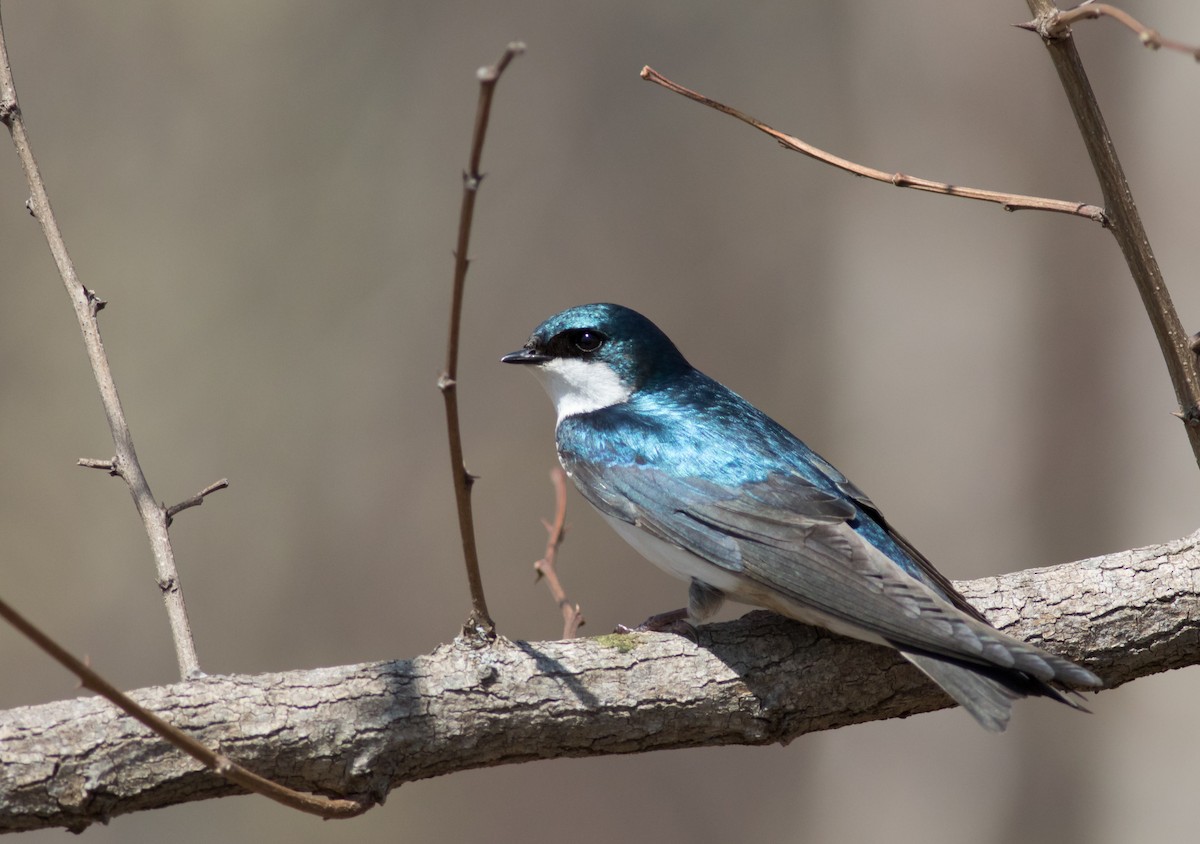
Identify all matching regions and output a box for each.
[533,467,583,638]
[1020,0,1200,470]
[0,8,203,677]
[439,42,525,640]
[640,66,1107,223]
[165,478,229,527]
[0,593,369,820]
[1018,2,1200,61]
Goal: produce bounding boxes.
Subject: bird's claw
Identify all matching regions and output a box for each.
[614,609,699,643]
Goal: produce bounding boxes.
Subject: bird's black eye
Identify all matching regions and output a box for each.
[546,327,608,358]
[569,329,606,354]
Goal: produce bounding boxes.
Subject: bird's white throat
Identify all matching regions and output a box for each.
[530,358,632,422]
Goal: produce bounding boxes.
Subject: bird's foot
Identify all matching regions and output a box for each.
[614,608,698,643]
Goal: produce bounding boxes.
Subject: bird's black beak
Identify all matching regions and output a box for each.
[501,346,550,365]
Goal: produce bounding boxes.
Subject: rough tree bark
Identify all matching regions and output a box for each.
[1,530,1196,834]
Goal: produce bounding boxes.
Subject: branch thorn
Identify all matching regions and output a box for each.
[1172,406,1200,427]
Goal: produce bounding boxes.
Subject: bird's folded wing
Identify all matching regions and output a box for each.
[566,459,1096,686]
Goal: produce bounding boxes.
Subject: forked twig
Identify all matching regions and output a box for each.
[0,7,205,678]
[1020,0,1200,469]
[1018,2,1200,61]
[641,54,1200,470]
[439,42,525,640]
[640,66,1107,223]
[0,594,369,819]
[533,467,583,638]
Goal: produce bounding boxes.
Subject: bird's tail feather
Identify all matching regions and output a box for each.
[900,651,1090,732]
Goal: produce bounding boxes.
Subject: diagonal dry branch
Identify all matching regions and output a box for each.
[1,531,1197,834]
[0,595,369,823]
[640,66,1107,223]
[0,6,209,679]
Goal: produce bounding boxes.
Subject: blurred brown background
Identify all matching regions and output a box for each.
[2,2,1198,842]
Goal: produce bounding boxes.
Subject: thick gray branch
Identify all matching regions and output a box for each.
[1,532,1197,833]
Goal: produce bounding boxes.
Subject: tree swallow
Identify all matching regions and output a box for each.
[502,303,1101,731]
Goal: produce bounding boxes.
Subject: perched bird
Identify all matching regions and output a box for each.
[502,303,1101,731]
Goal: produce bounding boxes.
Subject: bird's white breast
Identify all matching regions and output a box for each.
[602,512,747,595]
[529,358,632,423]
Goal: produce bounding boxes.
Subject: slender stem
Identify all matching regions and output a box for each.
[640,66,1107,223]
[0,593,368,819]
[0,7,202,677]
[439,42,525,639]
[533,467,583,638]
[1022,0,1200,471]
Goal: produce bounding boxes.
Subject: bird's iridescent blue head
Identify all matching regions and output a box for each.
[501,303,691,421]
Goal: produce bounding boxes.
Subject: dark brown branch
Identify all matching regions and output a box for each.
[533,467,584,637]
[1020,0,1200,468]
[0,7,203,678]
[438,42,525,641]
[0,595,369,825]
[164,478,229,527]
[1018,3,1200,61]
[2,531,1197,833]
[639,66,1107,223]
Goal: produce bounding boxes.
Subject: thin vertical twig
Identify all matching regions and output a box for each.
[1020,0,1200,471]
[0,7,203,678]
[439,42,525,640]
[533,467,583,638]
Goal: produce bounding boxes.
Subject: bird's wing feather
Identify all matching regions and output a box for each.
[566,456,1096,687]
[831,473,989,622]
